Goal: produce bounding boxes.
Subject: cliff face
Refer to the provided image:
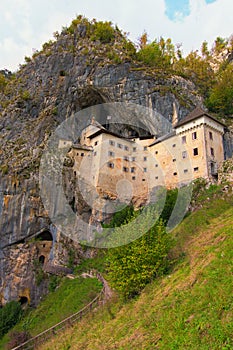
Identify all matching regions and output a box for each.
[0,20,204,305]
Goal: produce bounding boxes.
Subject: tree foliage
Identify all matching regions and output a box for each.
[0,301,22,338]
[206,64,233,115]
[91,21,115,43]
[107,207,173,299]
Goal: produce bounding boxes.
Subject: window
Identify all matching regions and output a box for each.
[132,176,136,180]
[94,141,98,146]
[109,140,115,146]
[117,143,123,149]
[144,146,148,151]
[76,153,79,156]
[194,167,199,172]
[132,157,136,162]
[124,145,129,151]
[182,136,186,144]
[108,162,114,169]
[173,159,176,162]
[123,167,129,172]
[173,172,177,176]
[143,156,147,161]
[184,169,188,173]
[131,167,135,173]
[155,151,158,155]
[155,164,158,167]
[142,179,146,182]
[109,151,114,157]
[173,144,176,148]
[193,148,198,156]
[209,131,213,140]
[133,147,137,152]
[210,147,214,156]
[81,153,84,157]
[182,151,187,159]
[155,176,158,180]
[192,131,197,140]
[124,156,129,161]
[143,168,147,172]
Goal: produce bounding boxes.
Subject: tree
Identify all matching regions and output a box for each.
[206,64,233,115]
[107,207,173,299]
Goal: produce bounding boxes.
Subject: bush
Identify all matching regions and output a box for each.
[7,331,30,349]
[91,21,115,43]
[107,208,173,299]
[0,301,22,338]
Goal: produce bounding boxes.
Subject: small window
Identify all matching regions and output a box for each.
[133,147,137,152]
[109,140,115,146]
[209,131,213,140]
[132,157,136,162]
[117,143,123,149]
[108,162,114,169]
[184,169,188,173]
[142,179,146,182]
[173,172,177,176]
[155,164,158,167]
[193,148,198,156]
[76,153,79,156]
[182,151,187,159]
[194,167,199,172]
[143,168,147,173]
[155,176,158,180]
[124,156,129,161]
[109,151,115,157]
[210,147,214,156]
[143,156,147,161]
[155,151,158,155]
[144,146,148,151]
[192,132,197,140]
[173,159,176,162]
[131,167,135,173]
[123,167,129,172]
[124,145,129,151]
[182,136,186,144]
[132,176,136,180]
[94,141,98,146]
[81,153,84,157]
[173,144,176,148]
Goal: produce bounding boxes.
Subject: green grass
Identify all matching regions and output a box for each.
[0,277,102,349]
[40,196,233,350]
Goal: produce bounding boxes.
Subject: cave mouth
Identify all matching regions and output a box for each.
[39,255,45,265]
[78,87,106,110]
[37,230,53,241]
[19,296,28,306]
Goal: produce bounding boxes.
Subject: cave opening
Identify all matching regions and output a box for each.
[19,296,28,306]
[37,230,53,241]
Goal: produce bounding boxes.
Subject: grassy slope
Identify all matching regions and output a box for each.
[0,277,102,349]
[40,197,233,350]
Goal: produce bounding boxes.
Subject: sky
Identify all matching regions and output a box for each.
[0,0,232,72]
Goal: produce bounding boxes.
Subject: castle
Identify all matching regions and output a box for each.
[63,107,225,205]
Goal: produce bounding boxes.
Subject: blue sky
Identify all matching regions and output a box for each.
[0,0,232,71]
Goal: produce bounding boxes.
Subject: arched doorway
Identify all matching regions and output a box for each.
[39,255,45,265]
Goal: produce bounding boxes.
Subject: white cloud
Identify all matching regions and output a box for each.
[0,0,232,71]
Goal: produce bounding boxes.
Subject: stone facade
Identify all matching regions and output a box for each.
[69,108,226,206]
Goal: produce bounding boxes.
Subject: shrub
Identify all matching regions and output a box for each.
[0,301,22,338]
[107,208,173,299]
[7,331,30,349]
[91,21,115,43]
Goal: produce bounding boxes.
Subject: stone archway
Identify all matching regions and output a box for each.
[37,230,53,241]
